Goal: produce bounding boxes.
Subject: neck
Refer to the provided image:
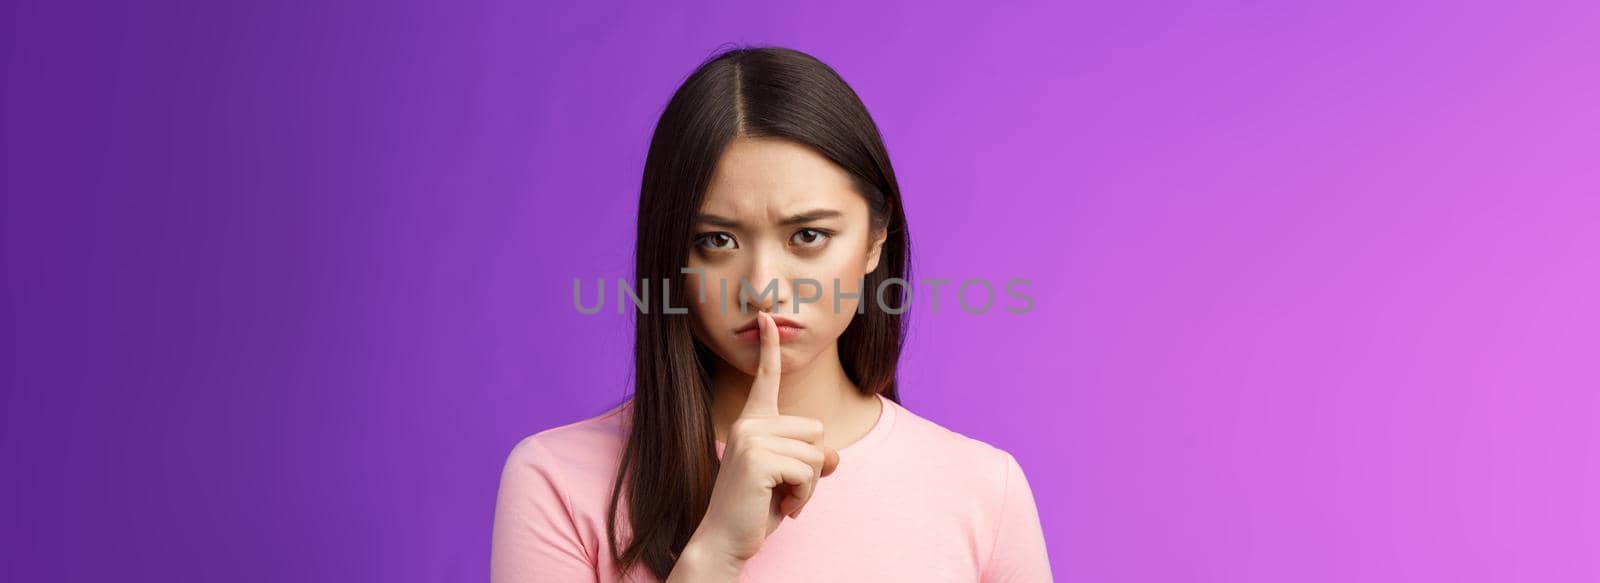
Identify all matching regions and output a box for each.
[709,342,879,450]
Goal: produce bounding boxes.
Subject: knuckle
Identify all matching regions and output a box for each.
[804,446,824,466]
[743,434,768,452]
[736,446,766,467]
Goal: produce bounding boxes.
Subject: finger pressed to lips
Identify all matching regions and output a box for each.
[735,313,805,343]
[741,311,784,417]
[735,326,803,343]
[731,311,844,522]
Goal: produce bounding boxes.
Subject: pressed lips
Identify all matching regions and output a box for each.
[734,313,804,343]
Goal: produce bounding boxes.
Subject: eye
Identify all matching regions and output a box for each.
[695,232,738,251]
[791,228,832,248]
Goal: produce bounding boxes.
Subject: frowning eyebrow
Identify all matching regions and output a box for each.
[694,208,843,228]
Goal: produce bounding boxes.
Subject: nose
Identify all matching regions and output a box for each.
[739,252,789,313]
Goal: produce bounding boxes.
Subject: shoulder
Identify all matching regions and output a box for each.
[879,399,1030,502]
[492,402,635,579]
[499,400,631,496]
[878,399,1044,573]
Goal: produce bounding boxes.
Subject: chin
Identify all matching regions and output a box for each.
[726,342,802,375]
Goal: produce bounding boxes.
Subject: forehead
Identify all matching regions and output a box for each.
[700,137,863,219]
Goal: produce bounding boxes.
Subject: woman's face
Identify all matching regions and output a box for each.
[685,136,886,377]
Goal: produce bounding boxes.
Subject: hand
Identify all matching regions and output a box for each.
[687,310,842,567]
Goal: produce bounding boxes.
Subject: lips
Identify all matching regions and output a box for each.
[734,313,805,343]
[735,314,803,333]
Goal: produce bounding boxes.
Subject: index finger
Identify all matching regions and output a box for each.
[741,311,782,418]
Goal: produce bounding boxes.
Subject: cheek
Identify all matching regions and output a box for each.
[803,249,871,330]
[685,268,722,321]
[687,266,738,314]
[686,265,760,348]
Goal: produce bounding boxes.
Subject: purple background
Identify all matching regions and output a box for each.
[4,1,1598,581]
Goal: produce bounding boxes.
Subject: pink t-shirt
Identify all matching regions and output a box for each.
[491,393,1053,582]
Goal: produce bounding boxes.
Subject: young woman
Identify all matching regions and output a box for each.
[491,46,1052,582]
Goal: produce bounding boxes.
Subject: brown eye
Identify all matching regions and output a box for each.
[791,228,831,248]
[695,232,738,251]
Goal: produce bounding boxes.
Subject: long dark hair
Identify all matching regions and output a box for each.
[607,45,911,579]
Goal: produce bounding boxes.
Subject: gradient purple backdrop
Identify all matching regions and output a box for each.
[4,1,1598,581]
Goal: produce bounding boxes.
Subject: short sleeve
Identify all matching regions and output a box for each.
[981,451,1054,582]
[490,435,596,582]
